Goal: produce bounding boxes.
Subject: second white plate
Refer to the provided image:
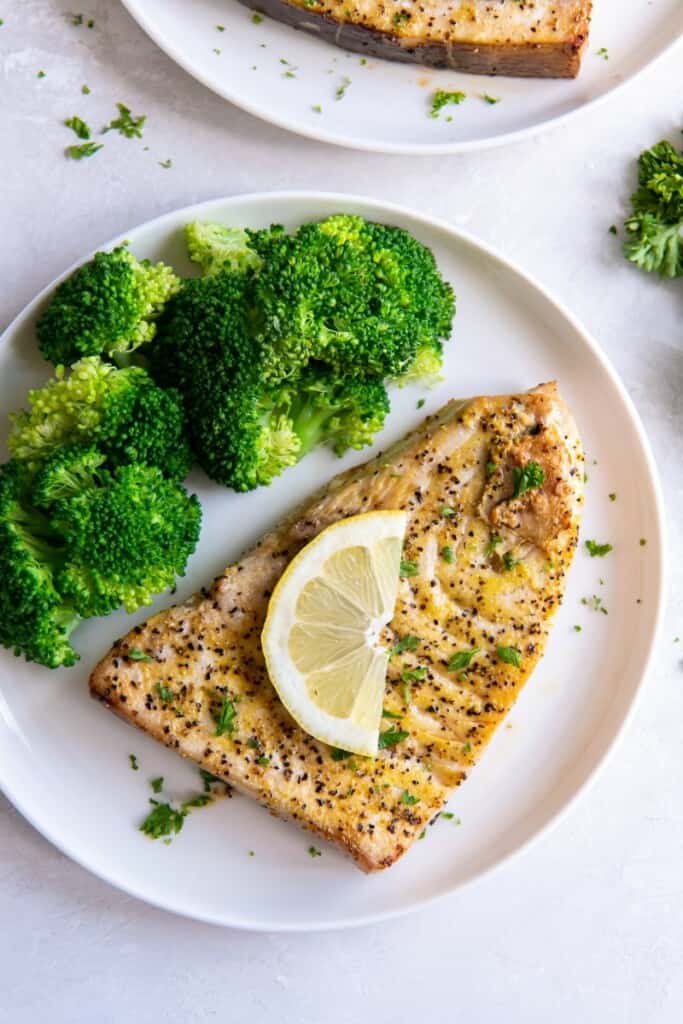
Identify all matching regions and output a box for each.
[0,192,664,930]
[121,0,683,153]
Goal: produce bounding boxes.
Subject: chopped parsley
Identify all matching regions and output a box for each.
[441,545,454,564]
[391,634,419,657]
[378,725,409,749]
[37,70,46,78]
[597,46,609,60]
[418,829,426,839]
[312,104,322,113]
[216,24,225,31]
[103,102,146,139]
[214,695,237,736]
[128,646,153,661]
[336,76,351,100]
[400,559,418,577]
[199,768,222,792]
[440,811,455,820]
[401,667,427,683]
[140,800,185,840]
[155,682,174,703]
[159,158,172,169]
[129,754,139,771]
[585,539,613,558]
[512,461,545,498]
[640,538,647,546]
[462,741,471,754]
[256,755,271,766]
[416,398,425,409]
[401,789,420,805]
[440,505,455,518]
[181,793,213,811]
[392,11,409,25]
[503,552,520,571]
[81,83,91,94]
[486,460,497,477]
[608,225,618,236]
[331,747,352,761]
[582,594,608,615]
[308,845,322,857]
[609,492,616,501]
[483,94,500,104]
[151,776,164,793]
[64,116,90,139]
[485,532,502,556]
[496,645,522,668]
[448,648,480,672]
[251,12,263,23]
[430,89,466,119]
[66,141,102,159]
[382,708,402,720]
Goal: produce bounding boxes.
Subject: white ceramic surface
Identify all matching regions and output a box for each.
[121,0,683,153]
[0,192,664,931]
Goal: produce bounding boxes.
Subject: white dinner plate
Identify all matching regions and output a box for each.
[121,0,683,153]
[0,192,664,931]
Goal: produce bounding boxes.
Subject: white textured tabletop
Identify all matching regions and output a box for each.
[1,4,681,1022]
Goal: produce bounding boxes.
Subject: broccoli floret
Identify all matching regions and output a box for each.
[50,460,202,617]
[0,460,80,668]
[185,222,263,276]
[623,137,683,278]
[8,356,192,480]
[189,366,389,491]
[190,364,301,491]
[32,445,107,506]
[150,270,256,394]
[37,246,181,366]
[288,370,390,457]
[249,215,455,382]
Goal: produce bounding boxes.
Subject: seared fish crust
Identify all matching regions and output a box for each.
[91,383,583,871]
[240,0,592,78]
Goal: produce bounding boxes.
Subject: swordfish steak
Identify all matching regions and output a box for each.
[240,0,592,78]
[91,383,583,871]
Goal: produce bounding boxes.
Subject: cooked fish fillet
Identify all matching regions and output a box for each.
[91,383,583,871]
[240,0,592,78]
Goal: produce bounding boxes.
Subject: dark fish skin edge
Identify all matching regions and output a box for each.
[240,0,587,78]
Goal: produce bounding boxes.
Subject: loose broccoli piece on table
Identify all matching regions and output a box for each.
[0,460,80,668]
[37,246,181,366]
[623,138,683,278]
[8,356,192,480]
[50,458,202,618]
[185,222,263,277]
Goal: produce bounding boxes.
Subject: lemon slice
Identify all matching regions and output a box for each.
[262,511,407,756]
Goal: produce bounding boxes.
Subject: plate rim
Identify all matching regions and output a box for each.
[119,0,683,155]
[0,190,667,931]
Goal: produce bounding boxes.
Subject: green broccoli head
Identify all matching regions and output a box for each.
[8,356,192,480]
[37,246,181,366]
[185,222,263,277]
[190,364,301,492]
[189,365,389,491]
[249,215,455,382]
[150,269,257,393]
[0,460,80,668]
[624,138,683,278]
[50,461,202,617]
[288,369,390,457]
